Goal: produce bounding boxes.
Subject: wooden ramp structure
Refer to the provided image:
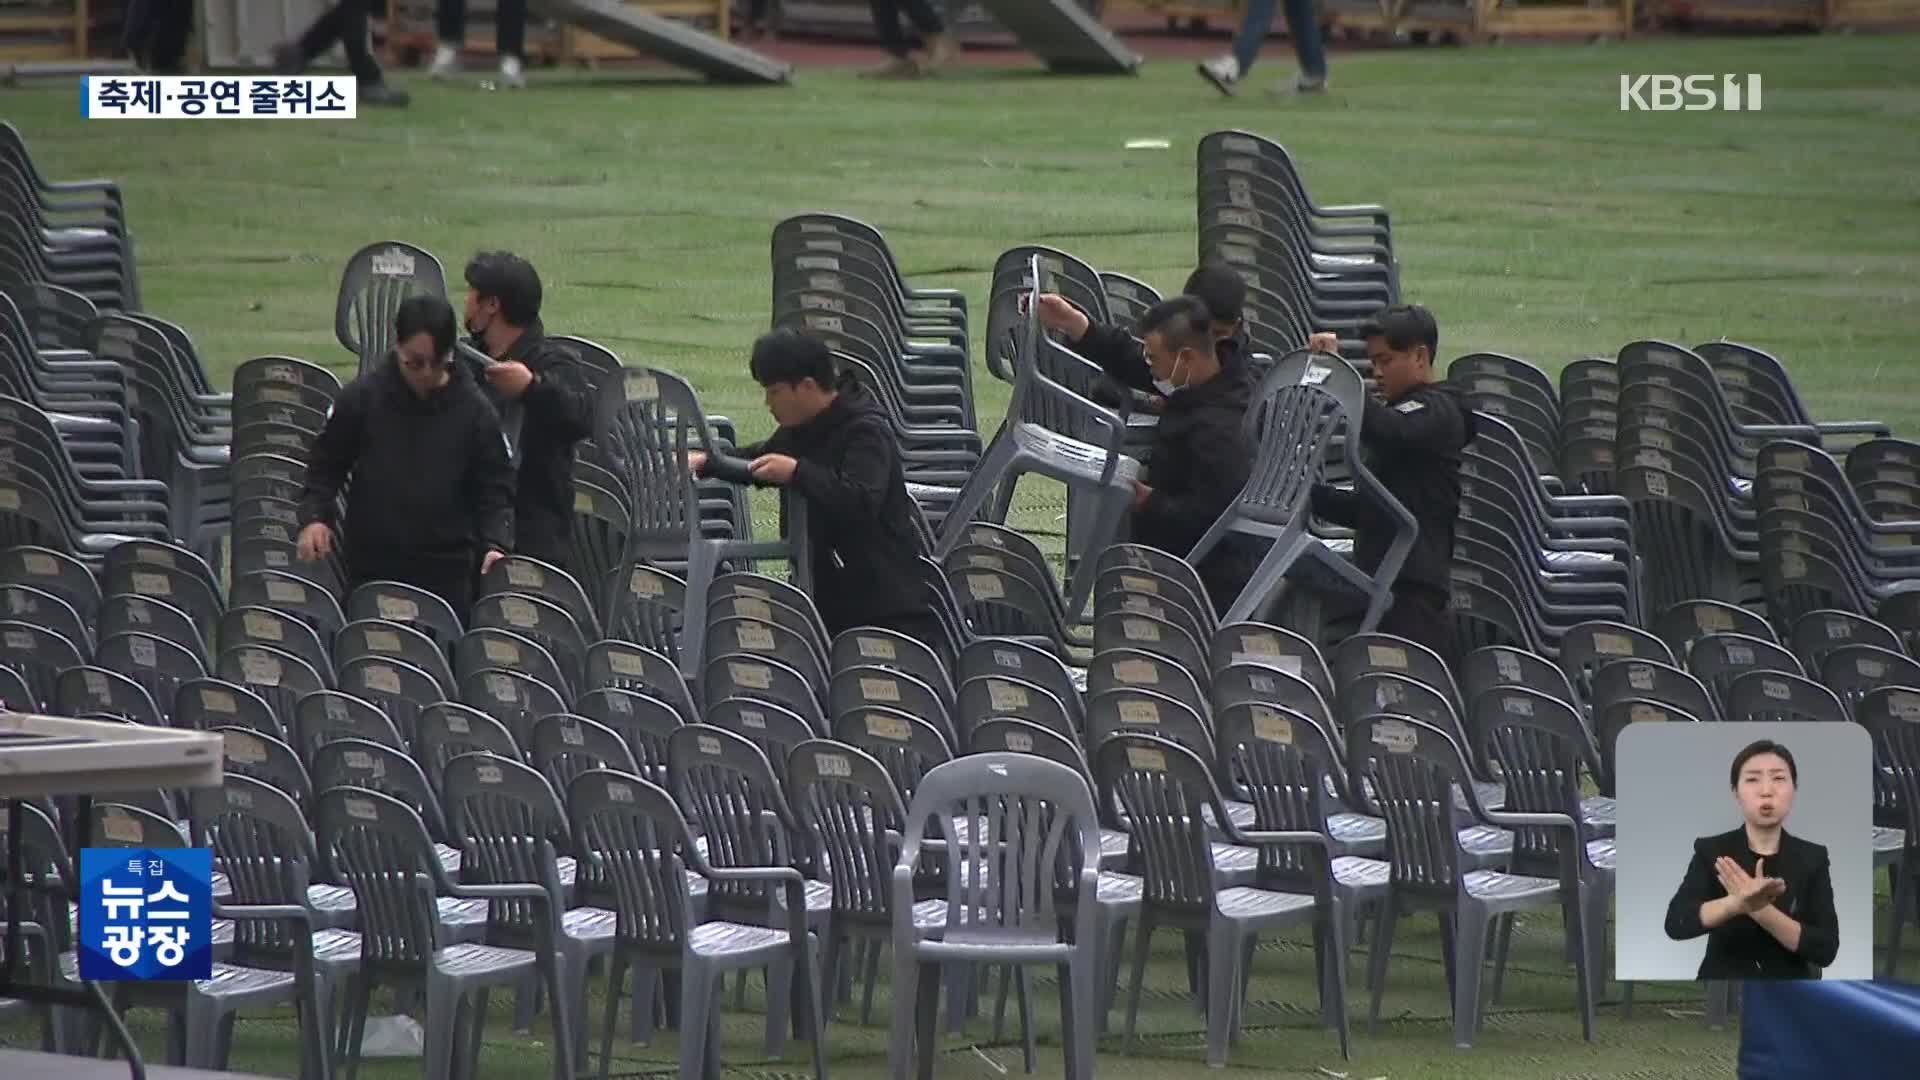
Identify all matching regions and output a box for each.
[525,0,791,82]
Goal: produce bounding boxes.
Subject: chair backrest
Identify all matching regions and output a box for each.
[459,667,568,749]
[314,737,449,840]
[830,626,955,702]
[968,716,1090,776]
[1341,671,1475,771]
[1468,687,1594,872]
[98,593,207,667]
[1857,687,1920,834]
[1347,715,1475,902]
[1094,545,1218,628]
[832,707,954,806]
[333,618,455,696]
[667,724,800,918]
[1588,658,1722,724]
[1724,670,1848,724]
[957,637,1083,724]
[1092,610,1210,679]
[907,752,1102,938]
[441,752,569,936]
[604,562,687,662]
[1084,686,1214,760]
[1821,645,1920,720]
[218,606,333,683]
[573,687,682,783]
[955,674,1077,744]
[294,689,405,757]
[1,582,87,655]
[829,664,952,744]
[0,544,99,623]
[1214,702,1344,894]
[1209,621,1336,703]
[91,802,185,849]
[347,581,463,655]
[530,713,638,800]
[53,665,161,727]
[415,701,523,784]
[1591,698,1701,797]
[480,555,601,641]
[584,638,698,723]
[1459,646,1578,712]
[565,769,697,952]
[1556,621,1675,704]
[173,677,280,738]
[701,652,824,732]
[787,739,913,922]
[1332,633,1465,718]
[315,787,446,970]
[704,615,828,693]
[93,630,206,720]
[469,592,587,695]
[1653,599,1775,662]
[198,775,320,963]
[591,365,714,553]
[337,654,441,747]
[1687,632,1804,711]
[1085,648,1209,721]
[455,627,572,702]
[229,570,346,641]
[709,695,818,791]
[336,241,447,374]
[1093,734,1235,913]
[1208,662,1335,736]
[1789,610,1904,676]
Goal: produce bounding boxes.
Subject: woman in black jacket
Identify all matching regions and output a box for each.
[1663,739,1840,979]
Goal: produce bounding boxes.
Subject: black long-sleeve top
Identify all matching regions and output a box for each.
[1663,826,1840,979]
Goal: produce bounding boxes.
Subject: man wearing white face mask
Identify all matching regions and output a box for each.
[1034,293,1261,613]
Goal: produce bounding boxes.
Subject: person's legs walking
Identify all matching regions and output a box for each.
[495,0,528,87]
[900,0,957,69]
[431,0,465,77]
[1199,0,1276,96]
[1280,0,1328,89]
[862,0,954,78]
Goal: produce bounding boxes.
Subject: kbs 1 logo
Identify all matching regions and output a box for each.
[1619,74,1763,112]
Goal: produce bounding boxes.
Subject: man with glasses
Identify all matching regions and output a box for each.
[296,295,515,620]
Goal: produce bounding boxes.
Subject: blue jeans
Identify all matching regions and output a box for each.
[1232,0,1327,79]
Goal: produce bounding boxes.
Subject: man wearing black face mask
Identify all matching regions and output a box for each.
[296,295,515,620]
[1032,293,1261,614]
[461,251,594,573]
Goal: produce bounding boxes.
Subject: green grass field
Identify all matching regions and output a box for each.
[5,28,1920,1078]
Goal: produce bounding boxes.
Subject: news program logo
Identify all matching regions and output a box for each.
[78,847,214,981]
[1619,74,1763,112]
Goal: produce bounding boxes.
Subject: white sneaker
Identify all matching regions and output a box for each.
[499,55,525,88]
[427,42,459,79]
[1197,54,1239,97]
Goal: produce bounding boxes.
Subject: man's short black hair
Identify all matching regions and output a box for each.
[1138,296,1215,357]
[464,250,543,327]
[1730,739,1799,789]
[749,329,835,388]
[394,295,457,362]
[1360,304,1440,359]
[1182,263,1246,326]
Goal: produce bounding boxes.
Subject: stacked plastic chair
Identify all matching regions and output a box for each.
[0,122,141,311]
[1753,439,1920,629]
[1558,355,1619,495]
[1195,130,1397,372]
[1847,438,1920,520]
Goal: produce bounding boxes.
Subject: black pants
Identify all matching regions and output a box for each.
[124,0,193,72]
[869,0,945,58]
[298,1,386,84]
[437,0,527,59]
[1374,583,1457,670]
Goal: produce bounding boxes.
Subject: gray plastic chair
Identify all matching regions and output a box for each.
[1822,645,1920,720]
[470,592,587,698]
[934,259,1140,621]
[956,674,1078,745]
[316,786,572,1080]
[176,677,283,743]
[957,636,1086,729]
[830,664,953,745]
[888,752,1101,1080]
[417,702,524,780]
[1686,631,1804,714]
[312,738,466,879]
[530,713,638,798]
[335,241,447,376]
[293,689,405,759]
[602,562,688,666]
[831,626,956,704]
[334,654,438,747]
[99,593,208,669]
[1348,714,1596,1048]
[1652,599,1775,662]
[1859,688,1920,979]
[94,629,206,725]
[566,768,827,1080]
[216,644,327,737]
[573,687,682,783]
[460,667,568,750]
[1724,669,1848,724]
[455,627,572,705]
[1460,646,1579,715]
[712,695,819,793]
[481,555,602,642]
[0,621,82,711]
[1209,621,1337,699]
[333,618,456,698]
[52,664,161,726]
[213,725,314,814]
[1556,621,1675,705]
[702,651,826,734]
[1191,351,1416,627]
[1589,657,1722,725]
[347,580,464,657]
[1,582,88,655]
[218,606,334,685]
[583,639,699,724]
[1790,609,1904,676]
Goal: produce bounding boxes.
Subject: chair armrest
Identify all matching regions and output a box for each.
[1482,808,1577,832]
[1814,421,1891,437]
[443,881,551,904]
[697,865,807,886]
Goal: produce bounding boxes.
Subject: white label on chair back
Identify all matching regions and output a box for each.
[967,527,1004,547]
[478,764,504,785]
[1889,692,1920,719]
[561,721,586,745]
[259,387,298,404]
[0,489,18,511]
[1502,695,1534,717]
[1366,645,1409,669]
[225,731,265,763]
[376,596,418,622]
[1593,632,1635,657]
[21,552,56,577]
[126,599,154,625]
[1122,596,1165,621]
[808,273,844,291]
[796,255,839,270]
[243,612,284,642]
[446,712,471,734]
[1696,607,1734,633]
[967,574,1005,601]
[1881,468,1918,485]
[966,553,1005,571]
[1496,652,1523,682]
[1641,430,1673,452]
[1112,659,1158,685]
[573,490,595,513]
[1777,449,1810,470]
[1372,682,1405,708]
[84,669,110,701]
[1887,533,1918,549]
[987,680,1029,711]
[102,811,143,844]
[129,636,156,667]
[860,677,901,703]
[324,695,348,722]
[1247,674,1276,695]
[1452,591,1475,611]
[135,547,175,568]
[738,707,766,730]
[343,749,376,773]
[484,638,521,665]
[732,598,773,622]
[734,585,772,601]
[730,662,772,691]
[266,579,306,605]
[1005,732,1034,752]
[1119,699,1160,725]
[698,734,723,756]
[260,524,292,543]
[268,432,304,449]
[608,692,632,714]
[736,623,775,651]
[361,629,400,654]
[262,363,299,382]
[4,592,31,618]
[1217,208,1257,229]
[131,571,171,597]
[1629,704,1670,724]
[608,651,644,676]
[624,374,659,402]
[857,636,897,661]
[346,797,379,822]
[804,315,844,334]
[1252,707,1293,745]
[1454,568,1483,588]
[1123,618,1160,643]
[1119,574,1159,595]
[815,752,852,778]
[506,562,544,589]
[1779,494,1808,513]
[1372,719,1418,755]
[1645,471,1669,498]
[1125,746,1167,771]
[1725,643,1755,666]
[1303,363,1333,386]
[371,249,415,277]
[1762,679,1791,702]
[1857,658,1886,679]
[361,664,399,695]
[1473,378,1508,394]
[607,781,634,803]
[1223,156,1256,173]
[488,673,518,703]
[1782,554,1808,579]
[867,713,911,741]
[1222,135,1260,153]
[1824,618,1854,641]
[801,294,846,314]
[991,649,1022,671]
[1633,450,1671,472]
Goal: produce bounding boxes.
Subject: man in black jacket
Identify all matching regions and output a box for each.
[1307,304,1478,662]
[461,251,595,573]
[1035,292,1262,615]
[296,295,515,619]
[1055,263,1252,413]
[691,330,938,642]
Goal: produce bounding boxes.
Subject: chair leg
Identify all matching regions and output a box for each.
[1204,922,1238,1068]
[1326,912,1353,1061]
[1096,914,1130,1034]
[424,977,461,1080]
[181,988,220,1069]
[1886,864,1914,980]
[678,965,717,1080]
[1488,912,1515,1003]
[886,948,921,1080]
[1123,911,1156,1052]
[464,987,491,1079]
[1016,967,1036,1074]
[1451,913,1490,1049]
[763,951,794,1059]
[1067,954,1096,1080]
[915,962,943,1080]
[1366,892,1399,1036]
[858,939,882,1026]
[818,924,842,1024]
[599,954,627,1080]
[1569,889,1595,1042]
